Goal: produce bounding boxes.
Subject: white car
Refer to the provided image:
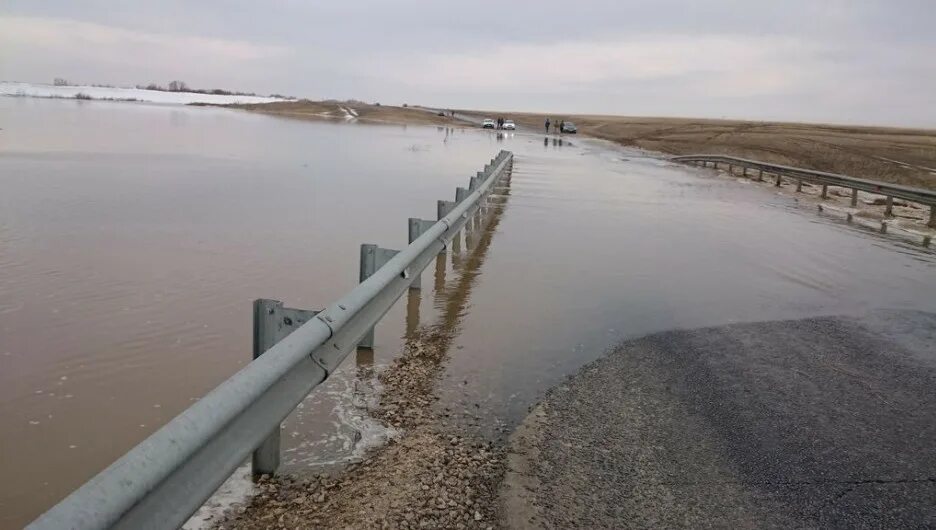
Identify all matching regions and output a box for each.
[502,120,516,130]
[482,118,496,129]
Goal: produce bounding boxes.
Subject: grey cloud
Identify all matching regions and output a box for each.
[1,0,934,126]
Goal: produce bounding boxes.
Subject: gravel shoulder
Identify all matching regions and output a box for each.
[504,311,936,529]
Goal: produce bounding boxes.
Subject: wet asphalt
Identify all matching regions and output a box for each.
[510,310,936,529]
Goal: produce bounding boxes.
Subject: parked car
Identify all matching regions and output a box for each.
[502,120,516,130]
[482,118,496,129]
[561,121,578,133]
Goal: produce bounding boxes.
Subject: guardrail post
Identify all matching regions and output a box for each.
[757,169,764,182]
[452,227,461,254]
[252,299,319,479]
[775,174,782,187]
[821,184,828,198]
[407,218,436,290]
[742,167,749,177]
[884,196,894,217]
[405,288,421,338]
[929,206,936,228]
[434,252,447,292]
[359,244,400,348]
[796,179,803,192]
[437,200,456,220]
[851,188,859,207]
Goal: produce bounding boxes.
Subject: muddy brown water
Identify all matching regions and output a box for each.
[2,98,935,528]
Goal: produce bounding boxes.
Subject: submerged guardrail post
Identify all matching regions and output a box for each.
[407,218,436,290]
[251,299,320,479]
[674,154,936,240]
[358,244,400,348]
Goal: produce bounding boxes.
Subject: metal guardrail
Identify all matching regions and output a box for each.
[29,150,515,530]
[673,155,936,228]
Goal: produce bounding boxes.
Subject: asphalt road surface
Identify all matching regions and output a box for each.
[503,311,936,529]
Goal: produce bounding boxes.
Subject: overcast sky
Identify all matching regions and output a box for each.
[2,0,934,127]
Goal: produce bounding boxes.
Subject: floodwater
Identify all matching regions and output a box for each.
[2,98,935,527]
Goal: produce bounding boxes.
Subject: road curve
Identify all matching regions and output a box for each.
[502,311,936,529]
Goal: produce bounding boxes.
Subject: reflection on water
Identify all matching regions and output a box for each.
[2,98,935,527]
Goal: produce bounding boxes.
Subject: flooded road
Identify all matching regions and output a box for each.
[2,98,935,527]
[437,140,936,432]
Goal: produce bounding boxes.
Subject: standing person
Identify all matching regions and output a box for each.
[559,120,565,134]
[545,118,551,133]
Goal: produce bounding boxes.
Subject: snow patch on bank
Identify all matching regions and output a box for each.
[0,82,291,105]
[339,106,358,121]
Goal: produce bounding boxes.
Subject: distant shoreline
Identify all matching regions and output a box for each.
[236,99,936,190]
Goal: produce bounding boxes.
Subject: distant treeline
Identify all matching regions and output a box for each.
[52,78,293,99]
